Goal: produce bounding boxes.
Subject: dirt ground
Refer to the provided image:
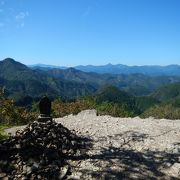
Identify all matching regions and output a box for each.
[5,110,180,179]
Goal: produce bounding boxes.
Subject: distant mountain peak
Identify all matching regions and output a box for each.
[66,67,79,72]
[0,57,29,71]
[3,58,16,63]
[29,62,180,76]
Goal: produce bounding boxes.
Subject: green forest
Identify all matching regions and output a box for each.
[1,59,180,140]
[1,82,180,127]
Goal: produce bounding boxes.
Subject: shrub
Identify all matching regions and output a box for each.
[0,89,37,125]
[141,104,180,120]
[0,124,11,140]
[96,102,135,117]
[52,96,96,118]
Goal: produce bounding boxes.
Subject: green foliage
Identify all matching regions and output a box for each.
[52,96,96,118]
[52,87,138,118]
[39,83,180,120]
[0,89,37,125]
[96,102,135,117]
[1,59,180,121]
[171,97,180,108]
[138,83,180,119]
[151,83,180,101]
[141,104,180,120]
[95,86,139,116]
[0,124,11,141]
[96,86,132,104]
[135,96,160,112]
[125,85,151,96]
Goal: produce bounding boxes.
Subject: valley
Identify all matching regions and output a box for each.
[0,58,180,121]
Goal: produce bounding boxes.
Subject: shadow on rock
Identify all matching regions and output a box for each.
[72,131,180,179]
[0,120,93,180]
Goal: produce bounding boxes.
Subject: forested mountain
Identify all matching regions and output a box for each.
[75,64,180,76]
[30,63,180,76]
[93,83,180,119]
[1,58,180,103]
[0,58,96,101]
[135,82,180,113]
[1,58,180,119]
[95,86,133,104]
[151,83,180,101]
[47,67,180,96]
[139,83,180,119]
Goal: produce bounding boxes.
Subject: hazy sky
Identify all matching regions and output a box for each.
[0,0,180,66]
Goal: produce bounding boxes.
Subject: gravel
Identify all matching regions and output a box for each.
[55,110,180,179]
[3,109,180,179]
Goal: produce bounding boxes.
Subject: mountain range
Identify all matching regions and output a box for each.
[30,63,180,76]
[0,58,96,101]
[1,58,180,103]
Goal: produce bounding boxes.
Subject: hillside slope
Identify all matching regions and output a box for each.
[151,82,180,101]
[75,63,180,76]
[30,63,180,76]
[47,67,180,96]
[1,58,180,101]
[0,58,96,100]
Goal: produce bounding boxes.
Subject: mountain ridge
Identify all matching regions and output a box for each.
[0,58,96,100]
[29,63,180,76]
[1,58,180,101]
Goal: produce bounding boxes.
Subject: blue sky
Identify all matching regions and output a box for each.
[0,0,180,66]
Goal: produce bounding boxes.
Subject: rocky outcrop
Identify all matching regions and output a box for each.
[0,120,90,180]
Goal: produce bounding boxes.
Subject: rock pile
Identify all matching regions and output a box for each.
[0,120,89,180]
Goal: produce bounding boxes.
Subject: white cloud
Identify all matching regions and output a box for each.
[15,11,29,28]
[15,11,29,21]
[0,1,30,30]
